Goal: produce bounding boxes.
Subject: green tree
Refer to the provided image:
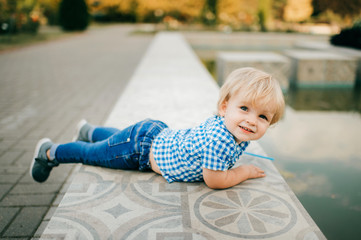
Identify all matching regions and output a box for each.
[58,0,89,31]
[202,0,217,25]
[258,0,272,31]
[331,19,361,50]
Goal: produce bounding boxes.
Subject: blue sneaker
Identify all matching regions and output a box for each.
[72,119,92,142]
[30,138,59,183]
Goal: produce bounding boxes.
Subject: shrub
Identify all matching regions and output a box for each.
[92,6,136,23]
[58,0,89,31]
[22,17,40,34]
[330,19,361,50]
[201,0,217,25]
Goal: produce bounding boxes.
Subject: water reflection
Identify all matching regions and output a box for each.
[258,89,361,239]
[260,106,361,167]
[286,88,361,112]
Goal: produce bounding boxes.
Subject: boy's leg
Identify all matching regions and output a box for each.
[54,124,139,169]
[31,137,137,183]
[31,122,145,183]
[72,119,92,142]
[73,119,121,143]
[91,127,121,142]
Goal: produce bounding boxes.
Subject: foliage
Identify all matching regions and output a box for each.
[84,0,359,31]
[330,19,361,50]
[38,0,61,25]
[0,0,41,34]
[311,0,361,26]
[217,0,258,30]
[2,0,359,35]
[272,0,287,21]
[88,0,205,23]
[135,0,205,23]
[21,16,40,33]
[58,0,89,31]
[201,0,217,25]
[89,0,136,23]
[93,6,136,22]
[258,0,271,31]
[312,0,361,18]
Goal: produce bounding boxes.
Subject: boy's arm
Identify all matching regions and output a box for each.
[202,165,266,189]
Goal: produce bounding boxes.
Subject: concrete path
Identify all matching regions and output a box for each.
[0,24,152,239]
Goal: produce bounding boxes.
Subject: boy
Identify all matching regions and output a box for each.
[30,67,285,189]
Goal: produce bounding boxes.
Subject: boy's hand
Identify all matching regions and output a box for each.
[203,164,266,189]
[243,164,266,179]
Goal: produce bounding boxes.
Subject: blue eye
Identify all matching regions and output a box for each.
[240,106,248,111]
[260,115,268,121]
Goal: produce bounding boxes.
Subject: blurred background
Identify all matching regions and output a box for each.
[0,0,360,35]
[1,0,361,239]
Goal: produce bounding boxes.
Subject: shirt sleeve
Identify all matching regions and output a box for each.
[201,139,231,171]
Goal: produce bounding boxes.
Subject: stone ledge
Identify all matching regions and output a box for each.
[284,50,357,88]
[217,51,290,90]
[295,41,361,86]
[40,33,326,239]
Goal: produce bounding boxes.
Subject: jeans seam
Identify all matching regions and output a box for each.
[108,125,134,147]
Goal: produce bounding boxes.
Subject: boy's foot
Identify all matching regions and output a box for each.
[30,138,59,183]
[72,119,92,142]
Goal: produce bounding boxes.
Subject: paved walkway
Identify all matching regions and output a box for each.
[0,24,152,239]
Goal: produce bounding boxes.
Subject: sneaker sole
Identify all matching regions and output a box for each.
[72,119,87,142]
[30,138,51,180]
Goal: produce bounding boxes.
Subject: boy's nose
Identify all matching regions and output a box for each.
[246,119,256,126]
[246,115,257,125]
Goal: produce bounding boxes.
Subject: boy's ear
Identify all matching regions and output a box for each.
[218,101,228,116]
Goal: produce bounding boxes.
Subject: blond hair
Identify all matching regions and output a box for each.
[217,67,285,125]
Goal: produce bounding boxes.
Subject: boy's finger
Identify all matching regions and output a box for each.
[255,166,264,172]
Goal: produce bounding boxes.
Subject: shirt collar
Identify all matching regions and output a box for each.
[214,115,249,148]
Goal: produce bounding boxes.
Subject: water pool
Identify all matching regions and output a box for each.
[259,89,361,240]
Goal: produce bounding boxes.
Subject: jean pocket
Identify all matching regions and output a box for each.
[108,125,134,147]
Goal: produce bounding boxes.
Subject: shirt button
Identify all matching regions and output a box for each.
[127,138,130,142]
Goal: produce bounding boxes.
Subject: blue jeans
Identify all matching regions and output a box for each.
[53,119,168,171]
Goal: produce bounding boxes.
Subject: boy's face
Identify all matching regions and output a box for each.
[219,91,274,143]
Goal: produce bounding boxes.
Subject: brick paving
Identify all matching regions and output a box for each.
[0,24,152,239]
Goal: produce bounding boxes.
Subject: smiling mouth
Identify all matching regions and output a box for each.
[240,126,254,133]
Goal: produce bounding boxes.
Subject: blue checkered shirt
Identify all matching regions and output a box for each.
[152,115,249,183]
